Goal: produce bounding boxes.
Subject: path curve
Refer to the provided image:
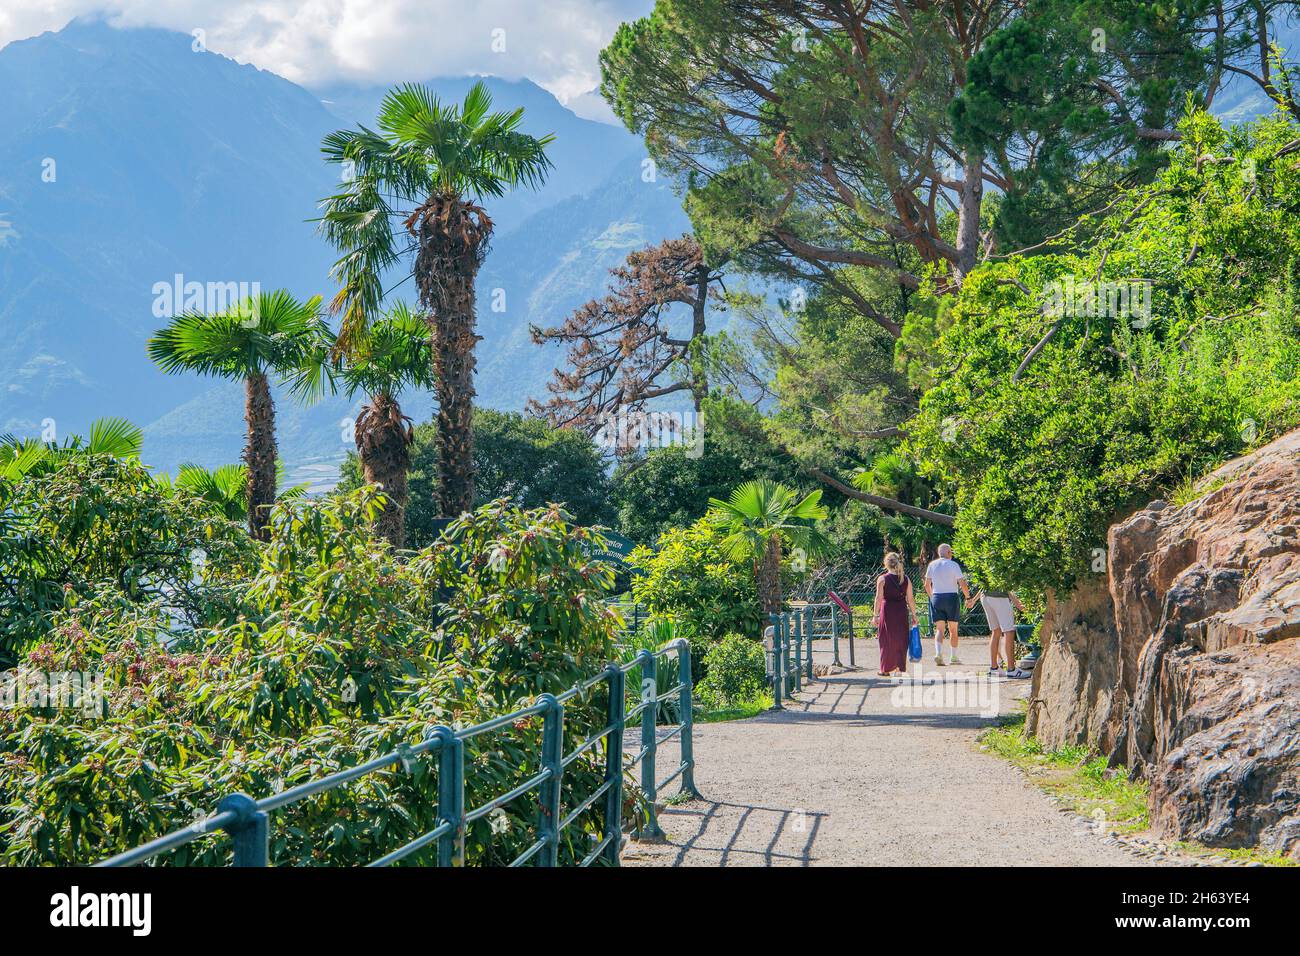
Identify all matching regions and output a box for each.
[623,635,1140,867]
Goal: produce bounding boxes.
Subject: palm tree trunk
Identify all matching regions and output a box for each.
[244,372,277,541]
[758,534,783,615]
[411,193,490,517]
[356,391,412,548]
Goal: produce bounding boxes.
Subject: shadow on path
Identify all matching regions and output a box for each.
[630,801,827,867]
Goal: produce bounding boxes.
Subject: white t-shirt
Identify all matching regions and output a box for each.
[925,557,966,595]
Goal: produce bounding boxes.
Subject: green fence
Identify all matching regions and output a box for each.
[98,639,699,867]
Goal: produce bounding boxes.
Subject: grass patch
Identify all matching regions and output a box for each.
[981,709,1296,865]
[978,708,1149,834]
[697,694,773,723]
[1169,472,1230,507]
[1171,842,1298,867]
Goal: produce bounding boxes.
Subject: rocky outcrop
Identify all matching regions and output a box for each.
[1027,429,1300,859]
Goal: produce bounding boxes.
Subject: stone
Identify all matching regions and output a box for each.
[1026,428,1300,860]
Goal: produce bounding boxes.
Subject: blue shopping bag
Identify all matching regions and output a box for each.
[908,624,922,662]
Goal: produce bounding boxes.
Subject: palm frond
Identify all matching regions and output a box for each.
[85,417,143,459]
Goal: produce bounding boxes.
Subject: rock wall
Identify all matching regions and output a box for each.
[1026,429,1300,859]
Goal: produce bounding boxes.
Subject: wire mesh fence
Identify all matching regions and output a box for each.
[793,558,996,637]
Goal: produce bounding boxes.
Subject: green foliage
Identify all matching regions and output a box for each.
[412,497,620,707]
[339,409,614,547]
[0,482,622,866]
[706,480,829,567]
[907,109,1300,594]
[610,397,802,543]
[617,619,688,724]
[628,519,763,642]
[980,710,1149,835]
[0,455,253,667]
[289,301,434,403]
[147,289,327,381]
[1,416,143,481]
[759,283,914,466]
[157,461,308,523]
[696,633,767,711]
[319,81,554,346]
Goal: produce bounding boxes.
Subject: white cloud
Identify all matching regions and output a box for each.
[0,0,649,111]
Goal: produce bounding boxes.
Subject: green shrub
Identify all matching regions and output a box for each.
[906,108,1300,595]
[0,486,622,867]
[0,455,253,667]
[617,618,689,724]
[628,518,762,643]
[697,633,768,711]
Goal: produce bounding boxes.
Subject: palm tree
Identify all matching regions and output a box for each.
[156,461,308,523]
[319,81,553,517]
[852,453,949,563]
[147,290,326,540]
[291,303,433,547]
[706,479,830,615]
[1,417,143,480]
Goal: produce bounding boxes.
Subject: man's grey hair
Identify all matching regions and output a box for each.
[938,543,953,557]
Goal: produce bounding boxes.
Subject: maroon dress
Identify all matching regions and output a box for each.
[876,572,910,673]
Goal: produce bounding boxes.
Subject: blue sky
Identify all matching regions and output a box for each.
[0,1,652,119]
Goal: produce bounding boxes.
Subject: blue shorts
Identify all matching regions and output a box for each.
[930,593,961,623]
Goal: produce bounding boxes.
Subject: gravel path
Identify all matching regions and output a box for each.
[622,635,1141,867]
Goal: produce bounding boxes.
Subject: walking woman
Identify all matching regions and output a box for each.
[874,552,917,676]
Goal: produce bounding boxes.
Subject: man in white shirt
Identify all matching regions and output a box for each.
[924,544,972,666]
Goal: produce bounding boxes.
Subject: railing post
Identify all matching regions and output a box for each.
[846,607,857,667]
[831,604,843,667]
[793,609,803,692]
[805,607,815,682]
[780,616,790,697]
[602,664,626,865]
[768,612,784,709]
[217,793,269,867]
[635,650,664,840]
[431,725,464,867]
[675,640,702,798]
[537,693,564,866]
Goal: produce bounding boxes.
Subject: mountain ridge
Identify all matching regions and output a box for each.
[0,20,689,483]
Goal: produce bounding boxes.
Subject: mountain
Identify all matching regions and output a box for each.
[0,19,688,484]
[0,19,338,445]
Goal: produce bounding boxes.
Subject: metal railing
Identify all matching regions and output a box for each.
[98,639,699,867]
[794,601,849,667]
[610,601,648,643]
[766,607,810,708]
[764,601,856,707]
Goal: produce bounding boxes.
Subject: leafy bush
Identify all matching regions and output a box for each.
[0,455,253,667]
[906,108,1300,594]
[627,518,763,643]
[0,485,624,866]
[617,618,689,724]
[696,633,767,711]
[339,408,614,548]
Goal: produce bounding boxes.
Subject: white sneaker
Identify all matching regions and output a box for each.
[949,655,961,665]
